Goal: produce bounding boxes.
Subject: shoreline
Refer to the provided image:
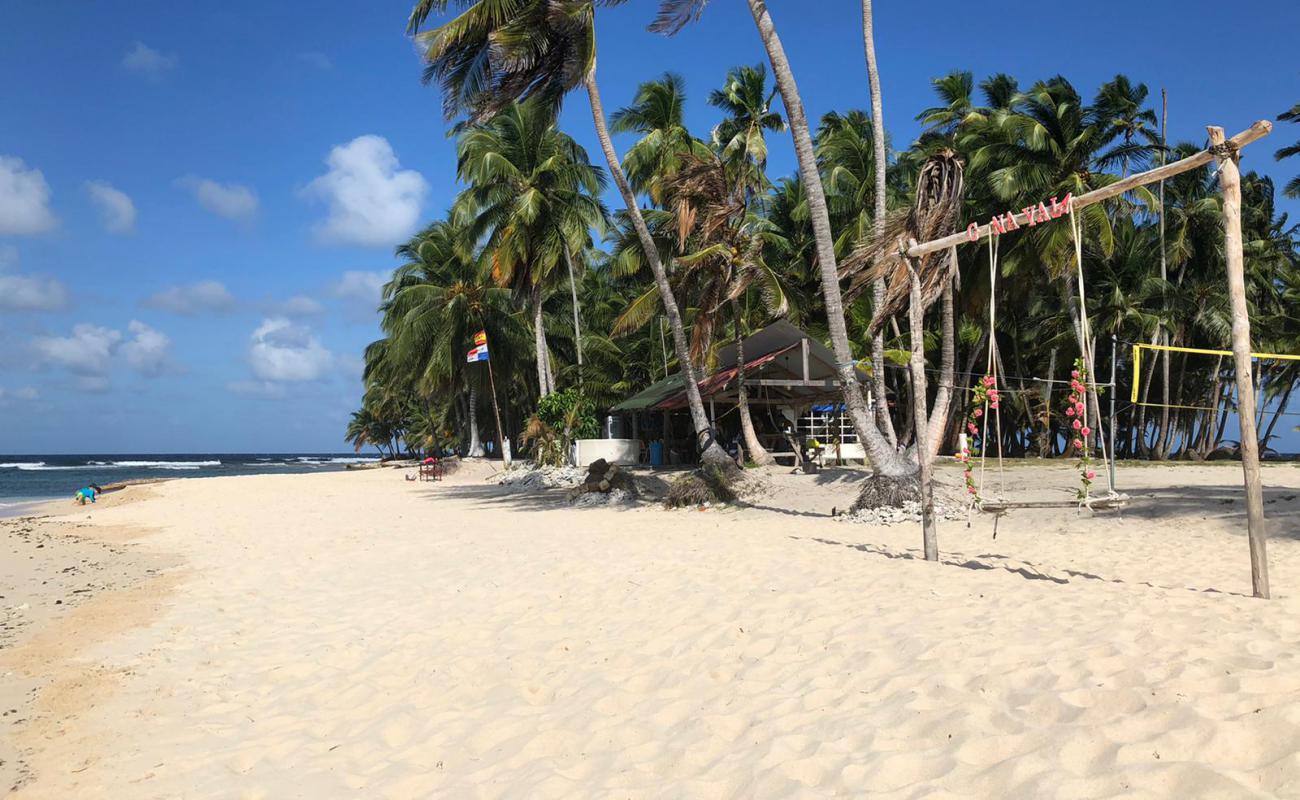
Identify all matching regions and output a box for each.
[0,488,182,794]
[3,462,1300,796]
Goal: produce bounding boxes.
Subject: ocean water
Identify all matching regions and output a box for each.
[0,453,379,508]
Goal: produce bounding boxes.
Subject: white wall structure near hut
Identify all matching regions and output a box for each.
[572,439,639,467]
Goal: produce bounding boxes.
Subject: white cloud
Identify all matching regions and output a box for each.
[276,295,324,316]
[142,280,235,315]
[226,380,287,398]
[32,323,121,375]
[84,180,136,234]
[302,135,428,247]
[31,320,172,384]
[297,51,332,70]
[0,385,40,403]
[121,320,171,376]
[121,42,176,79]
[330,270,387,308]
[0,253,68,312]
[0,156,58,235]
[248,317,334,382]
[176,176,258,221]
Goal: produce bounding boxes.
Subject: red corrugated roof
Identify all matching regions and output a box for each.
[653,342,800,410]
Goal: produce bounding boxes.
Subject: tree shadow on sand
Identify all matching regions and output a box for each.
[791,535,1254,599]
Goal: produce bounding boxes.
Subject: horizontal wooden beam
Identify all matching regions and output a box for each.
[906,119,1274,258]
[749,378,839,388]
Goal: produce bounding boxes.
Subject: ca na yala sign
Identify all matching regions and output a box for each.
[966,192,1073,241]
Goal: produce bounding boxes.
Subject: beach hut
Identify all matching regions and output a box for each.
[610,321,872,466]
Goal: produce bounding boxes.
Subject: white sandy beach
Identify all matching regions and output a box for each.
[5,461,1300,798]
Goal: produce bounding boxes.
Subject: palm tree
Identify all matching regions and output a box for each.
[1276,103,1300,199]
[1094,75,1161,178]
[409,0,733,467]
[708,63,785,174]
[453,100,607,397]
[857,0,899,448]
[652,0,912,478]
[382,218,524,458]
[610,73,710,206]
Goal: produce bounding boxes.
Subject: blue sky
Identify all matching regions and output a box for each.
[1,0,1297,454]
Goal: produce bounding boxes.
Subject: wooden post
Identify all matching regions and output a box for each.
[906,257,938,561]
[484,355,511,469]
[1209,125,1269,599]
[907,121,1273,258]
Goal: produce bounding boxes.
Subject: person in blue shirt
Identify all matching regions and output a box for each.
[74,484,103,505]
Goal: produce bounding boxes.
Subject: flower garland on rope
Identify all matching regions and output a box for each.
[1065,358,1097,499]
[959,375,1000,501]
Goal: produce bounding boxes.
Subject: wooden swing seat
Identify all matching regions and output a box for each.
[977,494,1130,514]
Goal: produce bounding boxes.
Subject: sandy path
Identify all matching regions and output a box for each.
[8,462,1300,798]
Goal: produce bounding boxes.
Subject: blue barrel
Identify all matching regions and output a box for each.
[648,441,664,466]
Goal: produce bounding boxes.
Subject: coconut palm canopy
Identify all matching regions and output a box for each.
[347,1,1300,468]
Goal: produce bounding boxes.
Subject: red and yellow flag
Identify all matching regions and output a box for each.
[473,330,487,347]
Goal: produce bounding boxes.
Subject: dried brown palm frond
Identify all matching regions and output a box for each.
[662,152,745,249]
[840,149,965,334]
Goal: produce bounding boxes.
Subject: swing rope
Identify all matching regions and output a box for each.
[1067,204,1118,501]
[975,232,1005,507]
[970,202,1127,519]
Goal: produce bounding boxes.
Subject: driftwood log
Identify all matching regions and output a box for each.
[568,459,637,500]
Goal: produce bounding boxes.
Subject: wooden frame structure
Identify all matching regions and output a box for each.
[903,120,1275,599]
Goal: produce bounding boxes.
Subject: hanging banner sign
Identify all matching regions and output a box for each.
[966,192,1072,241]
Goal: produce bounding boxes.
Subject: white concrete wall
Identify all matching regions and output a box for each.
[572,439,640,467]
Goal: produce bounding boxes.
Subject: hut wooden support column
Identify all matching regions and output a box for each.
[905,120,1274,597]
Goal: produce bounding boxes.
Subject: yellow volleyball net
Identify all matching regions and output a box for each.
[1130,343,1300,409]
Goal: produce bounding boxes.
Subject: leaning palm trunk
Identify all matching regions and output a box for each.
[744,0,909,477]
[924,277,957,459]
[860,0,896,448]
[583,73,731,469]
[732,300,774,466]
[466,384,485,457]
[564,244,583,383]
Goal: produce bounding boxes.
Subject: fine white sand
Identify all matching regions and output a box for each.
[5,460,1300,798]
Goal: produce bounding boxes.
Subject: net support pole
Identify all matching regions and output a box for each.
[1109,334,1119,491]
[1209,125,1269,599]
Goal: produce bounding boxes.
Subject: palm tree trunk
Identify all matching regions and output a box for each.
[1159,346,1188,458]
[532,289,551,397]
[466,383,485,457]
[564,244,583,384]
[582,72,729,467]
[925,277,956,458]
[1261,376,1294,452]
[1040,347,1058,456]
[1136,330,1160,456]
[731,300,774,466]
[859,0,896,449]
[746,0,907,477]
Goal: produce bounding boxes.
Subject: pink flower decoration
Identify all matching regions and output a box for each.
[1081,426,1091,437]
[1066,406,1075,417]
[974,408,983,418]
[968,486,978,494]
[1085,470,1096,480]
[1072,419,1082,430]
[967,423,978,434]
[1072,439,1083,449]
[990,402,999,410]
